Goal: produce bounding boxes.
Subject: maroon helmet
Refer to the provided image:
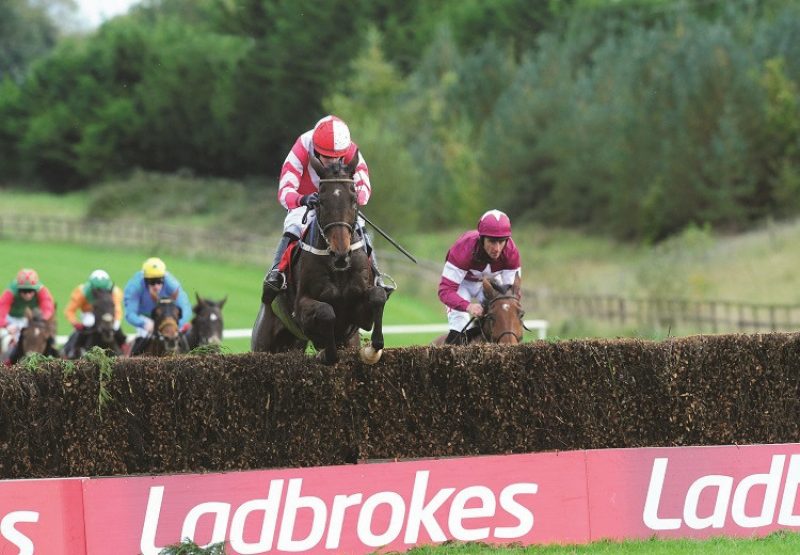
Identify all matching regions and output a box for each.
[477,209,512,238]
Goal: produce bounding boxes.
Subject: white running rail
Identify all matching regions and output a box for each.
[221,320,549,340]
[56,320,548,345]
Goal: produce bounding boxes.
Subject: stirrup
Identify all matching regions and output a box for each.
[375,273,397,293]
[265,270,287,291]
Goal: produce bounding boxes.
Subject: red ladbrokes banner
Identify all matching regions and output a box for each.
[2,443,800,554]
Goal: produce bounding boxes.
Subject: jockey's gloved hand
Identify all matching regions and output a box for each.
[142,317,154,333]
[180,323,191,334]
[73,323,84,331]
[299,192,319,208]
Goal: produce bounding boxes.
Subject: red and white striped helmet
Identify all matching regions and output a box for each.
[16,268,41,291]
[312,115,351,157]
[477,209,512,238]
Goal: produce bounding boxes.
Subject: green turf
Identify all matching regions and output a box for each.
[396,532,800,554]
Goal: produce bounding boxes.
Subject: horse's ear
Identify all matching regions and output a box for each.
[195,292,205,306]
[346,149,359,176]
[310,153,325,175]
[482,278,494,299]
[219,295,227,309]
[512,272,521,297]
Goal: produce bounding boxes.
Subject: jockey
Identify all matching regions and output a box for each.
[261,114,394,306]
[123,257,192,354]
[0,268,56,355]
[438,210,522,345]
[62,269,126,358]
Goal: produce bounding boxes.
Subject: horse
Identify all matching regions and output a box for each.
[433,274,526,345]
[251,152,388,365]
[7,307,59,364]
[185,293,226,349]
[133,298,190,357]
[63,288,123,358]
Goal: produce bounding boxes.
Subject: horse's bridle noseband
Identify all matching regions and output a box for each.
[479,294,526,343]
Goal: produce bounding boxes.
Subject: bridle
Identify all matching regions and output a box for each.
[473,294,527,343]
[299,178,364,267]
[155,317,183,352]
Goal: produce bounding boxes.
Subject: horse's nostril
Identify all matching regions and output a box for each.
[333,255,350,269]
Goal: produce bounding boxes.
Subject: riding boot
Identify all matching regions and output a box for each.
[465,326,483,342]
[114,328,127,349]
[262,233,296,305]
[130,337,146,356]
[444,329,467,345]
[364,232,396,295]
[62,332,79,359]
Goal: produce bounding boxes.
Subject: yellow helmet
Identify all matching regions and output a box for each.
[142,257,166,279]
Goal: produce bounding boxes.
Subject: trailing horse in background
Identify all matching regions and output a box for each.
[433,274,526,346]
[63,288,124,358]
[252,152,388,365]
[133,298,189,357]
[185,293,226,349]
[7,307,59,364]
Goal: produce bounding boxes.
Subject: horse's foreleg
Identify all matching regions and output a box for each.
[251,304,271,352]
[297,298,337,365]
[360,287,387,364]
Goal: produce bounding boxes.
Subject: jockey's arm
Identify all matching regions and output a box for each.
[36,287,55,320]
[0,289,12,328]
[64,285,85,327]
[164,275,193,328]
[123,278,148,328]
[438,273,470,313]
[277,137,306,210]
[112,287,124,326]
[353,151,371,206]
[175,288,192,328]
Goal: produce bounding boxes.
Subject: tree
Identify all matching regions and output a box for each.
[0,0,60,81]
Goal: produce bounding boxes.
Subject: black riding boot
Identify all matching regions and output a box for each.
[262,233,295,305]
[363,232,396,295]
[130,337,146,356]
[114,328,127,349]
[62,331,79,358]
[444,329,467,345]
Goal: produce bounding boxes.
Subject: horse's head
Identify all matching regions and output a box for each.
[151,298,183,352]
[481,274,524,344]
[191,293,226,346]
[309,152,360,270]
[92,288,117,344]
[19,307,55,355]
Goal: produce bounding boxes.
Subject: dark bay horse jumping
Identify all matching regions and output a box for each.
[252,152,388,365]
[433,274,525,345]
[63,288,124,358]
[7,307,59,364]
[133,298,189,357]
[185,293,226,349]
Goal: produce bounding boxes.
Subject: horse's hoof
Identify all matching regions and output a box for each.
[359,345,383,364]
[316,350,338,365]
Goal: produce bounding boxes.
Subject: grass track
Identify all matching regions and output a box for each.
[396,531,800,553]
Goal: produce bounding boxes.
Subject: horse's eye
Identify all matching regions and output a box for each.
[519,311,525,319]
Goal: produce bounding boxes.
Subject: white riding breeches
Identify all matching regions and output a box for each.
[283,207,367,239]
[446,280,486,331]
[1,316,27,353]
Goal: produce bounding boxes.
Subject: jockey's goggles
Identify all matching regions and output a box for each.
[145,278,164,286]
